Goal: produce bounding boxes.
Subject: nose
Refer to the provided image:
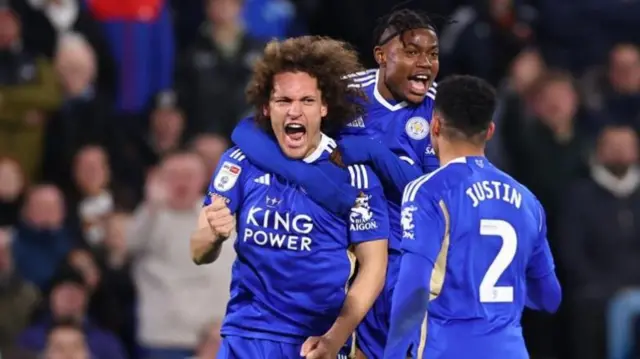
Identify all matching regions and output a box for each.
[416,53,431,69]
[288,100,302,117]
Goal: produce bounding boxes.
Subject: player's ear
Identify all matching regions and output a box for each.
[485,122,496,141]
[262,105,269,117]
[373,46,385,66]
[430,112,441,138]
[320,102,328,118]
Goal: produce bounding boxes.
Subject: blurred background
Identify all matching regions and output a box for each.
[0,0,639,358]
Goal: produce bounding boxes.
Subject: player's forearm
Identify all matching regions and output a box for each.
[368,147,422,196]
[326,241,387,345]
[190,227,225,265]
[385,253,431,359]
[526,272,562,313]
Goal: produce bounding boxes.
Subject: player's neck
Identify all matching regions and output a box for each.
[438,141,485,166]
[376,69,397,102]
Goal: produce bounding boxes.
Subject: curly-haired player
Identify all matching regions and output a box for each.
[227,9,441,358]
[190,36,390,359]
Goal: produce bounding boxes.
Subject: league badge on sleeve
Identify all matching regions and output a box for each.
[405,116,429,140]
[214,161,242,192]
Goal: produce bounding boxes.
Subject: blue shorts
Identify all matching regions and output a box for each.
[356,252,401,359]
[217,336,354,359]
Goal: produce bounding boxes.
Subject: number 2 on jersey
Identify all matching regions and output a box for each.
[479,219,517,303]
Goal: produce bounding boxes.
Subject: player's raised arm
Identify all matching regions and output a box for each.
[338,136,423,196]
[231,117,359,215]
[525,202,562,313]
[384,181,446,359]
[190,150,244,264]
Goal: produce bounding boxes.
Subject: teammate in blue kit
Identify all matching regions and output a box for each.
[227,9,440,358]
[189,36,389,359]
[385,75,562,359]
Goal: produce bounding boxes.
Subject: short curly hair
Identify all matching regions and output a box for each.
[246,36,367,136]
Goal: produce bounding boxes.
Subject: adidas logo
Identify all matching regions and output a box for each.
[347,116,365,128]
[254,174,271,185]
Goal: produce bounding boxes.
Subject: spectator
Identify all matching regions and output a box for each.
[17,266,126,359]
[189,134,229,181]
[582,44,640,132]
[560,125,640,359]
[11,0,116,94]
[492,48,546,171]
[42,34,118,191]
[0,7,60,180]
[0,227,40,355]
[0,157,27,227]
[511,70,591,235]
[127,152,232,359]
[12,185,74,291]
[145,95,186,167]
[176,0,265,138]
[68,147,115,247]
[439,0,536,85]
[43,319,91,359]
[86,0,174,115]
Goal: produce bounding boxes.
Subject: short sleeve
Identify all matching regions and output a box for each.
[400,177,446,261]
[526,201,556,279]
[347,165,390,244]
[203,147,247,214]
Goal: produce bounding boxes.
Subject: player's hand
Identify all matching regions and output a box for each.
[337,137,379,165]
[300,335,339,359]
[205,196,235,240]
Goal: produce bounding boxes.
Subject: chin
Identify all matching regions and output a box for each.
[404,92,427,104]
[281,147,308,159]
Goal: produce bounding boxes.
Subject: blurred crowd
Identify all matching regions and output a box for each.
[0,0,639,358]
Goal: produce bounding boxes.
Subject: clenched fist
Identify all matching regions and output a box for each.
[205,196,235,239]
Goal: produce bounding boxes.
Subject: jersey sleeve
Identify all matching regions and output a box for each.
[347,165,389,244]
[203,147,247,214]
[526,202,556,279]
[400,177,447,260]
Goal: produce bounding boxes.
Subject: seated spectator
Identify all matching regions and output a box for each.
[0,157,27,227]
[144,95,186,168]
[43,318,91,359]
[0,7,61,180]
[0,227,40,355]
[560,125,640,359]
[17,267,126,359]
[127,152,232,359]
[12,185,74,291]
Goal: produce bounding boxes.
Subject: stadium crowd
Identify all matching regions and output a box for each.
[0,0,639,358]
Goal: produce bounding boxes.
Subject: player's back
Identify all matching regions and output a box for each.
[409,156,545,358]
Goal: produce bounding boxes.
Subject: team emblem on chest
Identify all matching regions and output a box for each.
[405,116,429,140]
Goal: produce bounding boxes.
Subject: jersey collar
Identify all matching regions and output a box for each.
[373,69,408,112]
[303,133,336,163]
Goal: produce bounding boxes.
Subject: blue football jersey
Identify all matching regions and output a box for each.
[341,69,439,252]
[399,156,555,358]
[203,135,390,345]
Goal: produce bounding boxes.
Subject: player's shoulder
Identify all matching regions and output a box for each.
[345,68,377,91]
[218,146,255,173]
[427,81,437,101]
[346,164,383,191]
[402,157,467,203]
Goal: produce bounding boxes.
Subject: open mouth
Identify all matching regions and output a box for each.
[283,123,307,148]
[407,74,430,95]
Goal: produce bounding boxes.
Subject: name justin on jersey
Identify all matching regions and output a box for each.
[466,180,522,208]
[242,206,314,251]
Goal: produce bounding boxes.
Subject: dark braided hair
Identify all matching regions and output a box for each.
[373,8,438,46]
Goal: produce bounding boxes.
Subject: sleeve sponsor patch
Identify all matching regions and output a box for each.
[213,161,242,192]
